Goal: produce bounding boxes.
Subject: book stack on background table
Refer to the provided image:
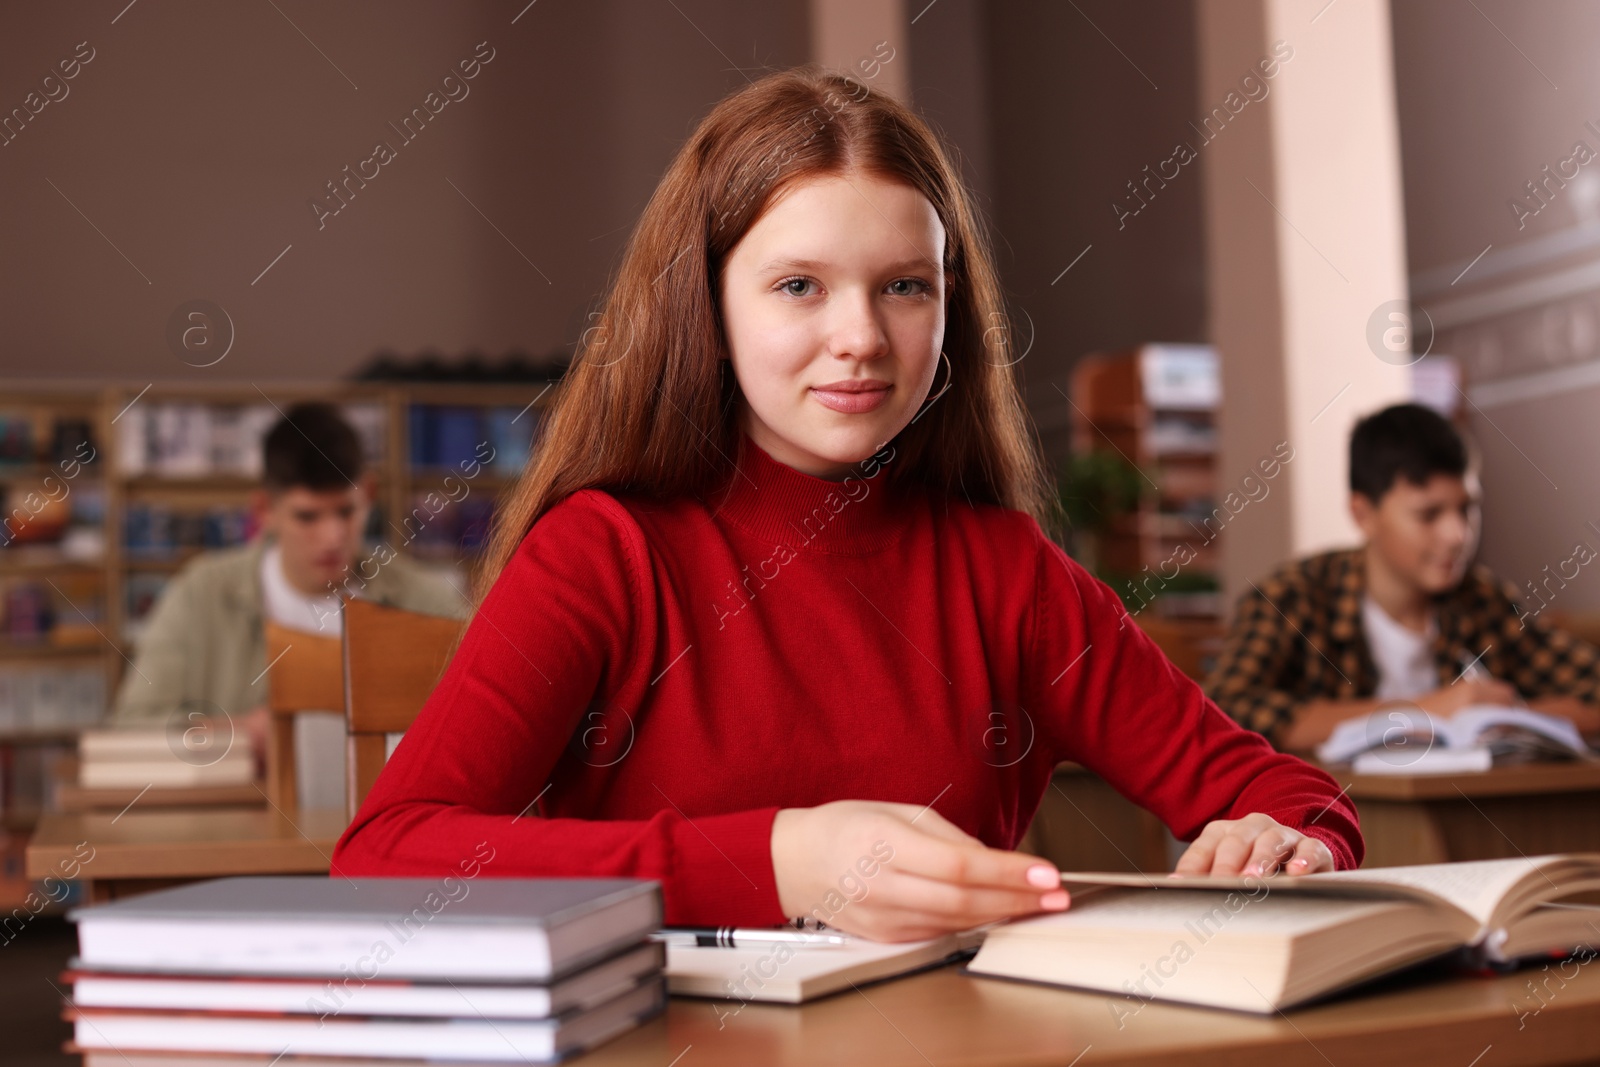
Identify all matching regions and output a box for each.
[62,875,666,1063]
[76,726,254,790]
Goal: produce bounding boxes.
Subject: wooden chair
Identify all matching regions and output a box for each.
[263,620,345,811]
[342,598,463,818]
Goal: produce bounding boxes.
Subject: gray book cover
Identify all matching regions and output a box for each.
[71,876,660,929]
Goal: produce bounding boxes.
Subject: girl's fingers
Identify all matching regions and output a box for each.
[887,827,1061,892]
[1241,829,1298,877]
[878,871,1069,925]
[1206,827,1260,877]
[1172,822,1225,876]
[1283,834,1333,875]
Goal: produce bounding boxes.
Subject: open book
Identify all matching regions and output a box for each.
[1316,705,1594,773]
[967,854,1600,1013]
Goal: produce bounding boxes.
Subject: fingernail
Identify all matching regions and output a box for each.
[1244,864,1262,878]
[1026,864,1060,889]
[1039,890,1069,910]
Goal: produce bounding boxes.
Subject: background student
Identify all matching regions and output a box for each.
[334,67,1362,941]
[111,402,462,807]
[1207,402,1600,753]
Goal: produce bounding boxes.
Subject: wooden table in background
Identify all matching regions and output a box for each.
[27,806,347,902]
[79,957,1600,1067]
[1319,761,1600,868]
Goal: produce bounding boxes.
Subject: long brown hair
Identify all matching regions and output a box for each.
[475,65,1059,604]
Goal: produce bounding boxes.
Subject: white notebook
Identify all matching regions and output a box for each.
[665,928,986,1004]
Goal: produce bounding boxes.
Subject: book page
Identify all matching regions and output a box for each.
[1316,710,1444,764]
[1447,705,1591,755]
[1306,856,1563,928]
[996,887,1413,939]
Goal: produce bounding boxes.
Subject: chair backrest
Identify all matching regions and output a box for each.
[263,620,345,811]
[342,597,463,818]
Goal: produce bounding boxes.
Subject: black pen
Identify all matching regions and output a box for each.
[650,926,851,948]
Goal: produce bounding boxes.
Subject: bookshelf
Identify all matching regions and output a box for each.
[1067,345,1223,620]
[0,380,554,903]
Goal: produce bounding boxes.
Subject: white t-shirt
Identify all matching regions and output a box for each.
[1361,595,1438,701]
[259,544,348,811]
[261,543,344,636]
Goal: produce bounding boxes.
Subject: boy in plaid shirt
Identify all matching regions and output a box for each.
[1205,403,1600,752]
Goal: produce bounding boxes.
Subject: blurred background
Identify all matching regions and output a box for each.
[5,0,1600,1057]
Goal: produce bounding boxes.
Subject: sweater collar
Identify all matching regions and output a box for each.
[709,432,908,555]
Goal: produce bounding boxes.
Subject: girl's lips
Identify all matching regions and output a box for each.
[810,385,891,414]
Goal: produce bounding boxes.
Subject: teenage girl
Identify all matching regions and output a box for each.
[333,67,1362,942]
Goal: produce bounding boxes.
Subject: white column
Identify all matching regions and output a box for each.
[1197,0,1413,604]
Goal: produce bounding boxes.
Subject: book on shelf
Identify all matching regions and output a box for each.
[0,663,106,733]
[1316,705,1597,775]
[965,854,1600,1013]
[409,403,539,473]
[116,402,383,478]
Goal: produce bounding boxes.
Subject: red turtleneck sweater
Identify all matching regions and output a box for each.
[333,435,1362,924]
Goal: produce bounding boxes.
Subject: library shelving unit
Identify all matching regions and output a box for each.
[0,379,555,907]
[1067,344,1223,620]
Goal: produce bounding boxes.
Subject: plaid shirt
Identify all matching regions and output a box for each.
[1204,548,1600,746]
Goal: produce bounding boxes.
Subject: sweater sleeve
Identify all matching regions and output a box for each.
[1025,528,1363,870]
[331,490,785,926]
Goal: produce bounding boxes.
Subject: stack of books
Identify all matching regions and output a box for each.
[64,875,666,1062]
[77,726,253,789]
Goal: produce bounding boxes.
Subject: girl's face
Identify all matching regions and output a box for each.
[719,170,947,480]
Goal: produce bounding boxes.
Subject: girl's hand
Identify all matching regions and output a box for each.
[770,800,1069,942]
[1172,812,1334,878]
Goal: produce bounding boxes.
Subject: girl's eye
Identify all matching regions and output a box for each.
[774,276,933,298]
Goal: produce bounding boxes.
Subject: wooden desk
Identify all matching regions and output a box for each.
[26,806,347,902]
[79,957,1600,1067]
[1319,761,1600,868]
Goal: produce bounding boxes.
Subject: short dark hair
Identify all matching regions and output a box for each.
[1349,403,1468,501]
[262,402,363,492]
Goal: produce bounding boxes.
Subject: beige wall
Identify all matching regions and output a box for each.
[1,0,1208,472]
[1393,0,1600,611]
[0,1,811,381]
